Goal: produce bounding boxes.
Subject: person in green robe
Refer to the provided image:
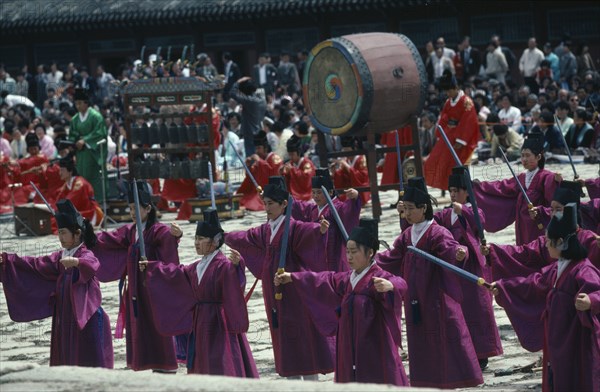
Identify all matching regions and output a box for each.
[69,88,108,205]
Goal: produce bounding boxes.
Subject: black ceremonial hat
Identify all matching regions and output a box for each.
[340,136,354,148]
[311,168,334,192]
[552,180,582,206]
[59,154,76,172]
[55,199,85,231]
[522,132,544,155]
[286,135,301,153]
[448,166,469,190]
[196,208,224,238]
[547,203,577,240]
[25,132,40,149]
[127,180,153,206]
[253,130,269,147]
[73,88,89,102]
[439,69,458,90]
[348,218,379,251]
[403,177,430,204]
[262,176,289,202]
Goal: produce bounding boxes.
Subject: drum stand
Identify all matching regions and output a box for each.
[0,183,38,238]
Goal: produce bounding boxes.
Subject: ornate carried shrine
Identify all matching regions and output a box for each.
[122,76,243,221]
[304,32,427,219]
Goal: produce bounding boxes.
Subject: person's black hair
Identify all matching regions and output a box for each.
[537,153,546,169]
[3,119,15,133]
[556,100,570,110]
[18,119,30,130]
[575,108,589,121]
[222,52,232,61]
[81,218,98,249]
[145,204,158,228]
[557,234,587,261]
[0,90,8,99]
[34,123,46,133]
[239,79,257,96]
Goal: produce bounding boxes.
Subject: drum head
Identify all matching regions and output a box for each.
[403,157,417,180]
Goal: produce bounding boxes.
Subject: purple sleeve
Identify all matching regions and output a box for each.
[74,248,100,284]
[495,269,550,352]
[144,261,195,335]
[473,179,518,232]
[580,199,600,233]
[94,225,131,282]
[574,263,600,329]
[0,252,59,322]
[150,224,180,265]
[290,220,328,271]
[291,199,316,221]
[290,270,343,337]
[488,238,548,281]
[430,225,469,265]
[585,178,600,199]
[461,205,486,239]
[221,258,250,333]
[336,197,361,234]
[225,226,267,279]
[541,171,559,206]
[536,205,552,229]
[375,235,406,277]
[375,271,407,349]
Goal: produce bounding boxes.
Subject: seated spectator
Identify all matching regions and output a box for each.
[490,123,524,161]
[528,111,566,154]
[565,109,594,149]
[497,93,522,132]
[34,123,56,159]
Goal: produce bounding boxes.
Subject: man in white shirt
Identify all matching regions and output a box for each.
[519,37,545,94]
[498,93,522,132]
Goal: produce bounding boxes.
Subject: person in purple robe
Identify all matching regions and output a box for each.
[140,208,259,377]
[580,177,600,234]
[94,180,182,372]
[225,176,335,380]
[274,218,409,386]
[291,168,361,272]
[377,177,483,388]
[484,180,600,286]
[433,166,503,370]
[491,204,600,392]
[473,132,559,245]
[0,199,113,368]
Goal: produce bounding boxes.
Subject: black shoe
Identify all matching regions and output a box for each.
[390,202,398,209]
[478,358,488,371]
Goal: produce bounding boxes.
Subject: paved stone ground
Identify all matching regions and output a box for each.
[0,161,597,391]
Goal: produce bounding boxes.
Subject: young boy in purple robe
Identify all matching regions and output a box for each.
[491,204,600,391]
[140,208,259,377]
[434,166,503,370]
[0,199,113,368]
[225,176,335,380]
[377,177,483,388]
[474,132,559,245]
[274,218,409,386]
[94,181,182,372]
[291,168,361,272]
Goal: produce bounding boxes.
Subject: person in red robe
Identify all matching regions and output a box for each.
[236,130,282,211]
[0,199,113,368]
[280,135,316,201]
[333,136,370,205]
[379,126,413,186]
[52,154,104,230]
[17,133,49,201]
[490,204,600,392]
[0,155,26,214]
[376,177,483,388]
[274,219,409,385]
[141,209,259,377]
[423,70,479,191]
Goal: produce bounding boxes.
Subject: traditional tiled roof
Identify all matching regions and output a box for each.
[0,0,448,34]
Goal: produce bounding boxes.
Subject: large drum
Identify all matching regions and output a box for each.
[303,33,427,136]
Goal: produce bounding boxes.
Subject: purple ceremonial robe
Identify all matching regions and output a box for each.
[488,229,600,283]
[474,169,558,245]
[376,222,483,388]
[290,264,409,386]
[434,207,503,359]
[0,248,113,368]
[581,199,600,234]
[225,218,335,377]
[94,222,179,371]
[291,197,361,272]
[586,178,600,199]
[143,252,259,377]
[495,259,600,391]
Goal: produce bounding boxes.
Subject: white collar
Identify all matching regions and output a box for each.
[555,258,571,286]
[525,167,539,189]
[196,249,220,284]
[66,176,75,190]
[449,90,464,107]
[268,214,286,244]
[62,242,84,258]
[79,108,90,122]
[451,202,471,225]
[350,262,374,290]
[411,219,434,246]
[134,221,147,242]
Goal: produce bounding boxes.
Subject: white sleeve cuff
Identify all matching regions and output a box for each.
[455,138,467,146]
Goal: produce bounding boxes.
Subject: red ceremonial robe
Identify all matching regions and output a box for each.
[0,247,113,368]
[225,219,335,377]
[283,157,316,201]
[291,196,361,272]
[424,91,479,190]
[144,252,259,377]
[376,221,483,388]
[51,176,104,232]
[32,162,63,207]
[94,222,180,371]
[0,156,26,214]
[474,169,558,245]
[290,264,409,385]
[434,206,503,359]
[17,153,49,201]
[495,259,600,391]
[237,152,283,211]
[379,127,412,186]
[333,155,371,205]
